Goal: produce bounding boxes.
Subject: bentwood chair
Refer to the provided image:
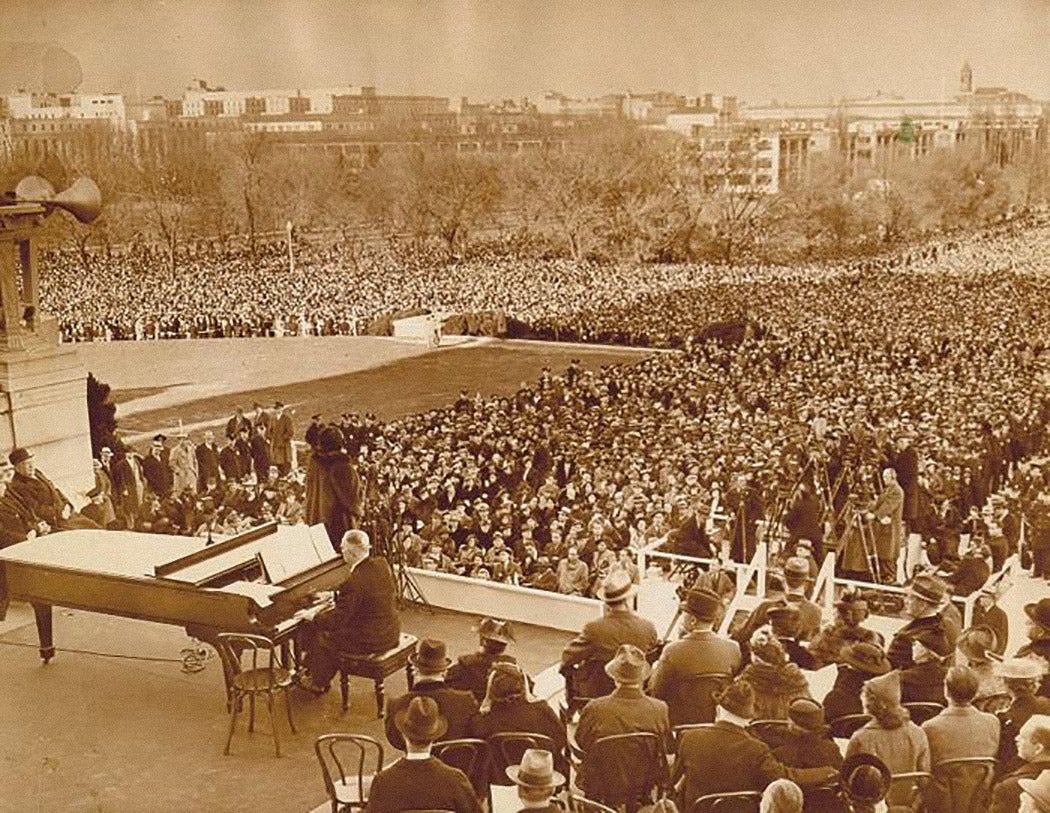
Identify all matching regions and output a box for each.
[903,702,945,725]
[575,732,668,813]
[930,757,998,813]
[691,790,762,813]
[570,796,618,813]
[214,632,296,756]
[432,738,492,800]
[488,732,561,786]
[747,719,792,748]
[889,771,933,812]
[828,713,873,740]
[314,734,384,812]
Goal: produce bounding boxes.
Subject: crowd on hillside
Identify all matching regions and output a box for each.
[39,216,1050,347]
[25,218,1046,601]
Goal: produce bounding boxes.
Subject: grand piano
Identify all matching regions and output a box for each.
[0,522,347,694]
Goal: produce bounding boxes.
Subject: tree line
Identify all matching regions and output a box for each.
[2,120,1048,270]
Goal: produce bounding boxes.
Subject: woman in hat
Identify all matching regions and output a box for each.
[836,753,892,813]
[772,698,844,771]
[447,617,522,702]
[740,630,812,720]
[469,662,567,784]
[809,590,884,669]
[1017,598,1050,698]
[955,625,1006,703]
[845,671,930,811]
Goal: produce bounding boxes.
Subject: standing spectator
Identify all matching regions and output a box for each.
[270,402,295,475]
[110,446,145,529]
[169,431,198,495]
[304,426,361,550]
[195,430,223,491]
[250,423,271,481]
[142,434,173,498]
[218,435,243,482]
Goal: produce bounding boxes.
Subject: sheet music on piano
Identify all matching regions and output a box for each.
[256,524,337,583]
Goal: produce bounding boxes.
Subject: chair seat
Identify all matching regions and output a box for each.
[333,774,374,805]
[232,666,293,692]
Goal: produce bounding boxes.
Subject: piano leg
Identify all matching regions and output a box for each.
[32,603,55,663]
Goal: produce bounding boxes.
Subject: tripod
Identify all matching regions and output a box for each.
[367,515,433,612]
[841,501,881,585]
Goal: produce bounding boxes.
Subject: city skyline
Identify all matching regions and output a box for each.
[2,0,1048,105]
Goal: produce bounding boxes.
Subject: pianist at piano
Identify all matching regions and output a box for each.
[297,528,402,695]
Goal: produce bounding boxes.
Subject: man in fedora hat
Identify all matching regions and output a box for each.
[561,568,659,699]
[385,638,479,752]
[993,715,1050,813]
[673,678,836,809]
[447,617,523,702]
[887,573,955,670]
[650,588,741,726]
[1020,770,1050,813]
[574,643,671,799]
[365,696,482,813]
[1018,598,1050,698]
[735,557,821,645]
[506,748,565,812]
[974,585,1010,657]
[8,447,98,530]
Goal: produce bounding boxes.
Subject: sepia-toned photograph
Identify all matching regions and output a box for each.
[1,1,1049,810]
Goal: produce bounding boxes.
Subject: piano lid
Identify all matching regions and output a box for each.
[156,522,339,588]
[0,529,202,580]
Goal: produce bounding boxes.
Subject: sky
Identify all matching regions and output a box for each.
[2,0,1049,104]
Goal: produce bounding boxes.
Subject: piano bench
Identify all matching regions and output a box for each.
[337,633,418,717]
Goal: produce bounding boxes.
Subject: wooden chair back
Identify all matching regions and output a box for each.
[931,757,997,813]
[691,790,762,813]
[314,733,384,813]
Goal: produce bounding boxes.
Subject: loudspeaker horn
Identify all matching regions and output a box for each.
[15,176,102,224]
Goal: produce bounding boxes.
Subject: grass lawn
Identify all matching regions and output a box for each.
[117,341,648,436]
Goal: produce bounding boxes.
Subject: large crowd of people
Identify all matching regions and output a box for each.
[4,213,1050,812]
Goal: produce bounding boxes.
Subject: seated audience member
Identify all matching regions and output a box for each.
[900,629,951,705]
[996,658,1050,770]
[993,715,1050,813]
[772,698,844,771]
[768,604,820,671]
[560,570,660,700]
[972,586,1010,657]
[922,666,1000,813]
[824,643,892,722]
[887,574,954,671]
[0,460,45,547]
[1018,599,1050,698]
[735,558,820,645]
[741,629,812,720]
[556,545,589,595]
[673,678,836,810]
[649,587,741,726]
[761,779,805,813]
[447,617,520,701]
[8,447,99,531]
[809,590,883,669]
[299,529,400,694]
[364,696,482,813]
[836,753,892,813]
[574,644,672,799]
[505,749,565,813]
[696,556,736,602]
[385,638,480,752]
[1019,771,1050,813]
[469,662,567,782]
[845,671,931,810]
[956,626,1007,702]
